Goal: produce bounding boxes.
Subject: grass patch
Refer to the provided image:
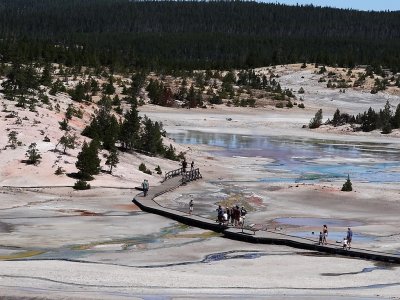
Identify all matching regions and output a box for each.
[0,250,44,260]
[218,193,253,212]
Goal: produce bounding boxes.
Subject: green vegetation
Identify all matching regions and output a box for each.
[155,165,162,175]
[0,1,399,71]
[73,179,91,190]
[139,163,152,175]
[105,148,119,174]
[7,131,19,149]
[56,133,77,154]
[309,109,323,129]
[54,166,65,175]
[25,143,42,165]
[341,175,353,192]
[324,101,400,134]
[75,140,100,180]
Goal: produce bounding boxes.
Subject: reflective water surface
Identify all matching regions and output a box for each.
[169,130,400,183]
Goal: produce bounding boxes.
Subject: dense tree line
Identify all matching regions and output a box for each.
[326,101,400,134]
[0,1,399,70]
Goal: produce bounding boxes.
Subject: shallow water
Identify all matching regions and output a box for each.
[169,130,400,183]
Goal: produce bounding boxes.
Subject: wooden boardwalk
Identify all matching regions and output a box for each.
[133,170,400,264]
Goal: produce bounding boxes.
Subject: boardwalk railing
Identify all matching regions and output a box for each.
[164,167,202,183]
[182,168,202,183]
[133,171,400,265]
[164,168,184,181]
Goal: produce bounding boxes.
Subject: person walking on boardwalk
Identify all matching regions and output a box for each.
[239,206,247,227]
[142,179,149,197]
[233,205,240,227]
[322,224,328,245]
[216,205,224,225]
[182,159,187,173]
[346,227,353,249]
[226,207,231,224]
[189,199,194,215]
[230,206,235,226]
[240,206,247,218]
[318,231,323,245]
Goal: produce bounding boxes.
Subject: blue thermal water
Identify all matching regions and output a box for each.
[169,130,400,183]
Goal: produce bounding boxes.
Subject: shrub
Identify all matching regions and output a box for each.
[209,94,222,105]
[275,102,284,108]
[247,98,256,107]
[25,143,42,165]
[73,179,91,190]
[139,163,147,172]
[155,165,162,175]
[341,175,353,192]
[309,109,323,129]
[139,162,152,175]
[381,122,392,134]
[54,166,65,175]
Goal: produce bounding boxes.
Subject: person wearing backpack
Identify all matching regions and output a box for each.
[142,179,149,197]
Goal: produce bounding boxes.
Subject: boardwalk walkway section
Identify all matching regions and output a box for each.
[133,169,400,264]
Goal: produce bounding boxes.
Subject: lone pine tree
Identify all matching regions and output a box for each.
[341,174,353,192]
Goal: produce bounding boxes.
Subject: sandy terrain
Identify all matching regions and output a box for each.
[1,65,400,299]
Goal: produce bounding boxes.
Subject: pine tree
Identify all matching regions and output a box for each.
[130,71,147,98]
[59,118,70,131]
[56,133,77,154]
[105,147,119,174]
[2,64,39,100]
[25,143,42,165]
[102,76,115,95]
[69,81,86,102]
[119,105,141,150]
[75,140,100,179]
[381,100,392,134]
[361,107,377,132]
[82,97,120,150]
[332,108,341,126]
[309,109,323,129]
[40,65,52,86]
[341,174,353,192]
[392,103,400,129]
[140,116,164,154]
[8,131,18,149]
[90,78,100,95]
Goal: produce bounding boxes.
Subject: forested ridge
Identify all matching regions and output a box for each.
[0,0,400,70]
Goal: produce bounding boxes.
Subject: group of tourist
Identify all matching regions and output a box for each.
[142,168,355,250]
[216,205,247,227]
[318,225,353,250]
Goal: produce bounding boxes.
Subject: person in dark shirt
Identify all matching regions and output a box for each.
[322,225,328,245]
[216,205,223,225]
[347,227,353,249]
[319,231,323,245]
[189,199,194,215]
[182,160,187,172]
